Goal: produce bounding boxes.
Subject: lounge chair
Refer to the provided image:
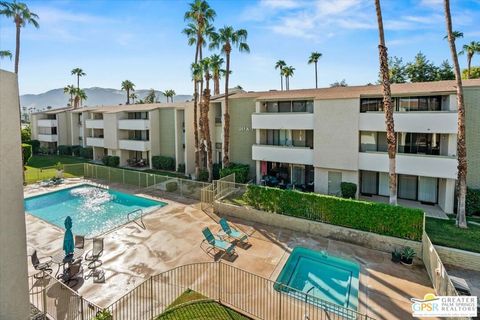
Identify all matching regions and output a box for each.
[31,250,53,278]
[59,262,83,287]
[219,218,248,244]
[202,227,236,258]
[74,235,85,249]
[85,238,104,268]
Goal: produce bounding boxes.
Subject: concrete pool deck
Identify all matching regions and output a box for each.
[24,180,464,320]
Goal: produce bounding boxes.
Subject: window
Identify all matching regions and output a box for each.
[418,176,438,203]
[361,171,377,195]
[328,171,342,196]
[292,101,306,112]
[398,133,440,155]
[266,102,278,113]
[291,166,305,185]
[398,96,441,112]
[360,98,383,112]
[378,172,389,196]
[278,101,291,112]
[398,175,418,200]
[360,132,377,152]
[265,100,313,113]
[291,130,305,147]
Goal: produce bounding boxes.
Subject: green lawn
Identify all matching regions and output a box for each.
[426,217,480,253]
[24,155,87,184]
[156,289,250,320]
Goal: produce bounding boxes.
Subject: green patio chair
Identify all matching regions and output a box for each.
[202,227,235,258]
[219,218,248,244]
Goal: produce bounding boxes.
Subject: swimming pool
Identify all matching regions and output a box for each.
[275,247,359,312]
[24,184,166,237]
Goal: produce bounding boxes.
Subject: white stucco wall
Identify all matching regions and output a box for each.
[0,70,29,319]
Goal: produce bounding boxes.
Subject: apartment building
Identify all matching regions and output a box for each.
[213,79,480,214]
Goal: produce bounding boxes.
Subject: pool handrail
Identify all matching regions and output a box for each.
[127,208,145,230]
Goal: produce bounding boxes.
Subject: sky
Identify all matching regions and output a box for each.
[0,0,479,95]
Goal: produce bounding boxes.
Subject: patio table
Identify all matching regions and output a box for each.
[51,248,84,276]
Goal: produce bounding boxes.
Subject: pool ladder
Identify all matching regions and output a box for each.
[127,208,146,230]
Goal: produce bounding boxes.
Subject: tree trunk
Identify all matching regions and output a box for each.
[193,41,200,179]
[203,75,213,182]
[15,21,20,74]
[214,75,220,95]
[223,48,231,168]
[77,76,80,89]
[315,62,318,88]
[280,74,283,91]
[375,0,397,205]
[126,89,130,105]
[444,0,468,228]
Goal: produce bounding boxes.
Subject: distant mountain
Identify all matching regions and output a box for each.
[20,87,192,111]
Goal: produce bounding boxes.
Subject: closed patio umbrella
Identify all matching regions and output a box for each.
[63,216,74,256]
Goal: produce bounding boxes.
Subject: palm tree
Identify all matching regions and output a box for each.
[375,0,397,205]
[72,88,87,108]
[183,0,216,178]
[275,60,286,91]
[191,62,204,172]
[129,93,138,104]
[121,80,135,105]
[210,54,224,95]
[164,89,176,102]
[71,68,86,89]
[281,66,295,90]
[0,50,12,60]
[459,41,480,79]
[209,26,250,167]
[63,85,75,106]
[0,1,39,74]
[200,57,214,181]
[308,52,322,88]
[444,0,468,228]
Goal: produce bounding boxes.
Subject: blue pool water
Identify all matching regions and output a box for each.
[24,184,166,237]
[275,247,359,311]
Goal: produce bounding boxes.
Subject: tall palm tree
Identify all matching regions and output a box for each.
[63,85,75,106]
[210,54,224,95]
[444,0,468,228]
[72,88,87,109]
[0,1,39,74]
[191,62,204,172]
[71,68,86,89]
[459,41,480,79]
[375,0,397,205]
[281,66,295,90]
[183,0,216,178]
[0,50,12,60]
[129,93,138,104]
[210,26,250,167]
[121,80,135,105]
[275,60,286,91]
[308,52,322,88]
[164,89,176,102]
[200,57,214,181]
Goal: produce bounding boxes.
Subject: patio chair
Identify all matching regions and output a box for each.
[31,250,53,278]
[74,235,85,249]
[202,227,236,258]
[85,238,104,269]
[219,218,248,244]
[59,262,84,287]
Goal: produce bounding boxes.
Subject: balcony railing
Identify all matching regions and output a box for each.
[86,137,104,147]
[359,112,457,133]
[118,119,150,130]
[119,139,151,151]
[85,119,104,129]
[37,134,58,142]
[252,144,314,165]
[37,119,57,127]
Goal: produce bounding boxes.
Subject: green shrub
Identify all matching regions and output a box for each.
[92,310,112,320]
[177,163,186,173]
[340,182,357,199]
[58,145,72,155]
[102,155,120,167]
[29,139,40,154]
[101,155,109,166]
[466,188,480,216]
[242,185,424,241]
[213,163,221,180]
[71,145,82,156]
[197,169,209,182]
[220,163,249,183]
[152,156,175,171]
[80,147,93,159]
[166,181,178,192]
[21,143,32,165]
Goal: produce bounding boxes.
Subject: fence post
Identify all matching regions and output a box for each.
[108,167,111,183]
[217,262,221,302]
[80,296,85,320]
[138,172,141,187]
[150,277,154,318]
[123,169,125,184]
[278,289,282,320]
[42,287,47,317]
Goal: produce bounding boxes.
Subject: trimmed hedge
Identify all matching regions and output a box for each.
[467,188,480,216]
[102,155,120,167]
[340,182,357,199]
[220,163,249,183]
[29,140,40,154]
[177,163,186,173]
[152,156,175,171]
[197,169,209,182]
[58,145,72,155]
[22,143,32,165]
[242,185,424,241]
[80,147,93,159]
[71,145,82,157]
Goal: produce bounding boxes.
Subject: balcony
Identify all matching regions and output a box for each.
[252,144,314,165]
[119,139,151,151]
[38,134,58,142]
[86,137,104,147]
[37,119,57,127]
[358,152,457,179]
[252,113,314,130]
[118,119,150,130]
[85,119,104,129]
[359,112,457,134]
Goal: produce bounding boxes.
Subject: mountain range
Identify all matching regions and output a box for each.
[20,87,192,111]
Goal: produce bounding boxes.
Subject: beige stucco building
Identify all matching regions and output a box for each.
[0,70,30,319]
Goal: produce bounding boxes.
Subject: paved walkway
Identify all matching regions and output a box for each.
[25,181,445,320]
